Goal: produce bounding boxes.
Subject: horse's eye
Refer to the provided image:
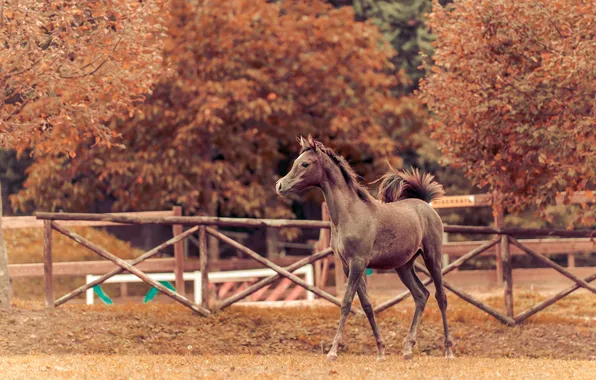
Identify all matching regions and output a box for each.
[301,162,310,168]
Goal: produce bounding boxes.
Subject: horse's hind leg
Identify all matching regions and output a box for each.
[421,244,455,359]
[357,273,386,361]
[396,258,430,360]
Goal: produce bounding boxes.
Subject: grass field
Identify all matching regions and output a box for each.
[1,355,595,380]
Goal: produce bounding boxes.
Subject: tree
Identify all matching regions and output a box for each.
[0,183,8,307]
[419,0,595,225]
[0,149,34,215]
[14,0,426,222]
[352,0,435,94]
[0,0,165,306]
[0,0,165,155]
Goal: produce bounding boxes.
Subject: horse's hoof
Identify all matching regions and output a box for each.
[403,352,413,360]
[327,353,338,362]
[445,349,455,360]
[377,355,387,362]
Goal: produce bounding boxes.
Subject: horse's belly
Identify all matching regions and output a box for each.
[368,254,411,270]
[368,244,419,270]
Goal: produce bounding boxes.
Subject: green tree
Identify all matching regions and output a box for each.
[353,0,435,94]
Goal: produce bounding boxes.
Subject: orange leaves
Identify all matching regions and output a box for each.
[15,0,427,220]
[1,0,164,155]
[420,0,595,224]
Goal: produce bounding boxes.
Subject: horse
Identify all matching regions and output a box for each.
[276,135,453,362]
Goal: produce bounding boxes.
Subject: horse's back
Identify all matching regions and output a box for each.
[381,198,442,231]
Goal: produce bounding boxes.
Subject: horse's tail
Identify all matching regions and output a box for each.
[376,167,444,204]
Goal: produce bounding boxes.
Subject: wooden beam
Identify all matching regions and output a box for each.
[36,212,331,229]
[199,226,209,310]
[50,221,210,317]
[501,227,596,238]
[4,211,174,229]
[205,227,360,314]
[414,263,515,326]
[10,236,592,280]
[172,207,185,295]
[509,236,595,293]
[43,220,53,308]
[515,271,596,324]
[53,226,199,307]
[494,207,504,286]
[374,238,500,314]
[502,235,514,318]
[34,212,596,237]
[8,256,302,278]
[217,248,333,310]
[442,238,595,257]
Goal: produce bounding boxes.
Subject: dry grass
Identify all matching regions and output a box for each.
[2,293,595,360]
[0,355,594,380]
[1,292,595,379]
[6,227,144,300]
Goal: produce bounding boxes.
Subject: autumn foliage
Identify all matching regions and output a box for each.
[0,0,165,155]
[15,0,426,218]
[420,0,595,223]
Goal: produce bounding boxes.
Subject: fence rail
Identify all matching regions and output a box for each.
[24,206,596,325]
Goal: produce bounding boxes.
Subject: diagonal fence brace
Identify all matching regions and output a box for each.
[51,221,210,317]
[218,247,334,310]
[508,236,596,293]
[54,225,200,307]
[374,237,501,314]
[515,272,596,324]
[206,227,363,315]
[414,263,515,326]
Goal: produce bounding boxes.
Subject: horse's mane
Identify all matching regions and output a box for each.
[300,141,374,203]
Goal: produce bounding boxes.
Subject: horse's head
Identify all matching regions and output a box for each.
[276,135,324,197]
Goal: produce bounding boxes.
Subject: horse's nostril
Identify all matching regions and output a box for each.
[276,181,282,192]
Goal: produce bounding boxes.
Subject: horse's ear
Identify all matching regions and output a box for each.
[297,136,306,147]
[307,134,316,149]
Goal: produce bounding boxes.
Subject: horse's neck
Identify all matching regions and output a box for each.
[319,167,367,227]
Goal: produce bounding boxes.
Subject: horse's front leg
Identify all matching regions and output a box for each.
[327,261,364,361]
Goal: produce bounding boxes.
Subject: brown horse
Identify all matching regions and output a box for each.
[276,135,453,362]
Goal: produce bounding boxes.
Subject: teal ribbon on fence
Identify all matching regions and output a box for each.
[143,281,177,303]
[93,285,113,305]
[92,281,177,305]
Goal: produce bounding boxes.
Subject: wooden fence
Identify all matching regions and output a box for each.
[34,209,595,325]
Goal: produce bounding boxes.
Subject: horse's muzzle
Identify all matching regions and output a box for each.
[276,179,289,197]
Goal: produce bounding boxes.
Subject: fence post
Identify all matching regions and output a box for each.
[266,227,280,258]
[43,220,54,308]
[173,206,185,295]
[314,202,331,290]
[199,225,209,309]
[568,252,576,268]
[502,235,514,318]
[494,206,504,286]
[441,232,450,269]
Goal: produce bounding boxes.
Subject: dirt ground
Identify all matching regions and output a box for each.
[1,291,595,360]
[1,355,595,380]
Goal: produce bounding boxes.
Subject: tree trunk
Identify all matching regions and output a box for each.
[0,183,11,308]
